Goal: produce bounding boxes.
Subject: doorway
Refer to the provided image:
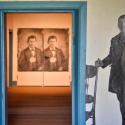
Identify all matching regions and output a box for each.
[6,13,72,125]
[0,2,87,125]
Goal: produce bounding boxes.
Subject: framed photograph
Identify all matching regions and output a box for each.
[18,28,44,71]
[42,28,69,72]
[17,28,69,72]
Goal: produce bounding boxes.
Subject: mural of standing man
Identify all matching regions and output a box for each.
[95,15,125,125]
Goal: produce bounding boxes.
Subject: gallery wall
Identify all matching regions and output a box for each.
[6,13,72,86]
[87,0,125,125]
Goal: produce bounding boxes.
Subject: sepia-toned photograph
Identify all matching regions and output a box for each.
[18,28,69,72]
[18,28,44,71]
[42,29,69,72]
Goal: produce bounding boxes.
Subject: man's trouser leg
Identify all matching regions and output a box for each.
[117,92,125,125]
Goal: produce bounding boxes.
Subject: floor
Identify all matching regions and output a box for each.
[8,87,72,125]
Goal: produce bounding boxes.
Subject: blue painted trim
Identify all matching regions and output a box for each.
[3,10,75,13]
[0,10,2,125]
[3,10,74,13]
[0,1,85,10]
[78,3,87,125]
[0,10,6,125]
[72,10,78,125]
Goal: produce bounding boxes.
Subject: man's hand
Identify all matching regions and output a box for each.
[58,66,63,71]
[95,58,103,68]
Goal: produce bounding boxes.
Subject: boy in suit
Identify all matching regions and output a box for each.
[18,35,43,71]
[44,35,66,71]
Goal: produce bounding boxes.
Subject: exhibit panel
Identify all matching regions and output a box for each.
[6,13,72,86]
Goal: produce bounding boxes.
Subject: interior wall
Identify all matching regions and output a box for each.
[87,0,125,125]
[6,0,125,124]
[6,13,72,86]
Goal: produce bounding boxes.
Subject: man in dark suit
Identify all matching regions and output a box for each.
[44,35,66,71]
[95,15,125,125]
[18,35,43,71]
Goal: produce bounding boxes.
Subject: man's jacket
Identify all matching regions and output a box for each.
[44,47,66,71]
[102,33,125,93]
[18,47,42,71]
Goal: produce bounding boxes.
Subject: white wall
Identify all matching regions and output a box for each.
[87,0,125,125]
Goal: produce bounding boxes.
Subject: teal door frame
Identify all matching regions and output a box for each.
[0,1,87,125]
